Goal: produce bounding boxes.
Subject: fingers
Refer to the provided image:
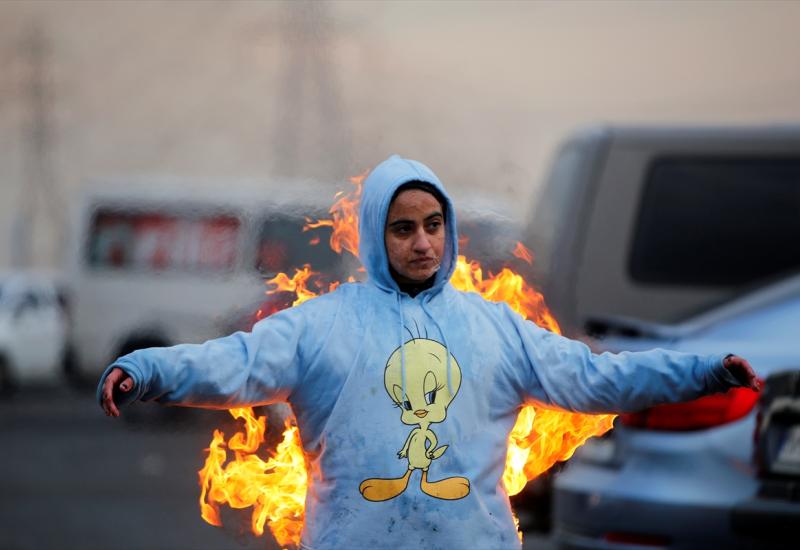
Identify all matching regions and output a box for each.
[725,355,760,392]
[746,365,760,392]
[101,376,120,418]
[736,357,760,391]
[119,376,134,392]
[101,367,134,418]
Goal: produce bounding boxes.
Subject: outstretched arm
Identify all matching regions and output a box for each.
[499,304,757,414]
[97,304,308,416]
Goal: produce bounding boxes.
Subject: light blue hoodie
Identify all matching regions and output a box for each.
[98,155,740,549]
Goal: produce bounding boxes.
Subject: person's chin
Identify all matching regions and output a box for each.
[406,265,438,281]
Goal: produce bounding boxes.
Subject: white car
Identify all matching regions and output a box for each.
[0,272,69,391]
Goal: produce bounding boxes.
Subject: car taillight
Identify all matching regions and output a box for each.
[620,385,761,431]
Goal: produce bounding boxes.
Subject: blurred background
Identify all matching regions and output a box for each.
[1,1,799,549]
[2,0,800,268]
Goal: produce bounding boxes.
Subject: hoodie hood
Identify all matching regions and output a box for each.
[358,154,458,294]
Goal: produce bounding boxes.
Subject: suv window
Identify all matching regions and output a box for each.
[629,157,800,287]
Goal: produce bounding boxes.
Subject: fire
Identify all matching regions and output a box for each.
[198,408,307,547]
[512,241,534,265]
[198,173,615,546]
[265,266,345,308]
[303,172,365,257]
[450,255,561,335]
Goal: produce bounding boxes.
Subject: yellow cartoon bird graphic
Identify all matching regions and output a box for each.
[360,338,470,502]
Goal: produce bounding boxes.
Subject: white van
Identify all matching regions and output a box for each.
[67,180,355,379]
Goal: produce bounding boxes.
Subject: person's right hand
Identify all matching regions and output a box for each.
[101,367,135,417]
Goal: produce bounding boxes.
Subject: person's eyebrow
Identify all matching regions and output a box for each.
[387,210,443,228]
[424,211,443,222]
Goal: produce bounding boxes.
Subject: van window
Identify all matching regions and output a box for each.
[88,209,240,273]
[256,215,340,276]
[629,158,800,286]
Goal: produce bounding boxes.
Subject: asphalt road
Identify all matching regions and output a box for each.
[0,386,268,550]
[0,386,552,550]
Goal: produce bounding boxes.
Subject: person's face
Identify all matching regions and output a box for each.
[384,189,446,284]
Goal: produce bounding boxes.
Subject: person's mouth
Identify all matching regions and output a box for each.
[410,257,436,266]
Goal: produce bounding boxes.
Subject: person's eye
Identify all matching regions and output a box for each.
[425,389,436,405]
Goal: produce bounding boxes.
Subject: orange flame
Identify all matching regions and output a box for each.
[198,408,307,547]
[303,171,365,257]
[266,265,321,307]
[450,255,560,335]
[199,173,615,546]
[512,241,534,265]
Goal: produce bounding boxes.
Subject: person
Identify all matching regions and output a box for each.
[99,154,757,549]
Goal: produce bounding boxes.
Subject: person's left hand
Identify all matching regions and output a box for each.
[723,355,760,391]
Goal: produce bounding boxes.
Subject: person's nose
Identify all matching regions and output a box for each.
[411,228,433,254]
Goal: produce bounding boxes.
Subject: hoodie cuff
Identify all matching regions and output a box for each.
[95,358,146,408]
[705,353,741,391]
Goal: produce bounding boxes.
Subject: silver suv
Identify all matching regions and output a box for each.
[524,125,800,548]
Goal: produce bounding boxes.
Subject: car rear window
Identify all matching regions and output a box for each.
[629,157,800,287]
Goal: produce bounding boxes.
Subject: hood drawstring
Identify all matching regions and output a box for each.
[397,292,452,401]
[420,295,453,396]
[397,293,407,401]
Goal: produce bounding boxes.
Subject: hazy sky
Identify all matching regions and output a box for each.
[1,0,799,267]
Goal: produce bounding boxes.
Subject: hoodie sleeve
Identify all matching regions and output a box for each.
[498,303,740,413]
[95,304,307,410]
